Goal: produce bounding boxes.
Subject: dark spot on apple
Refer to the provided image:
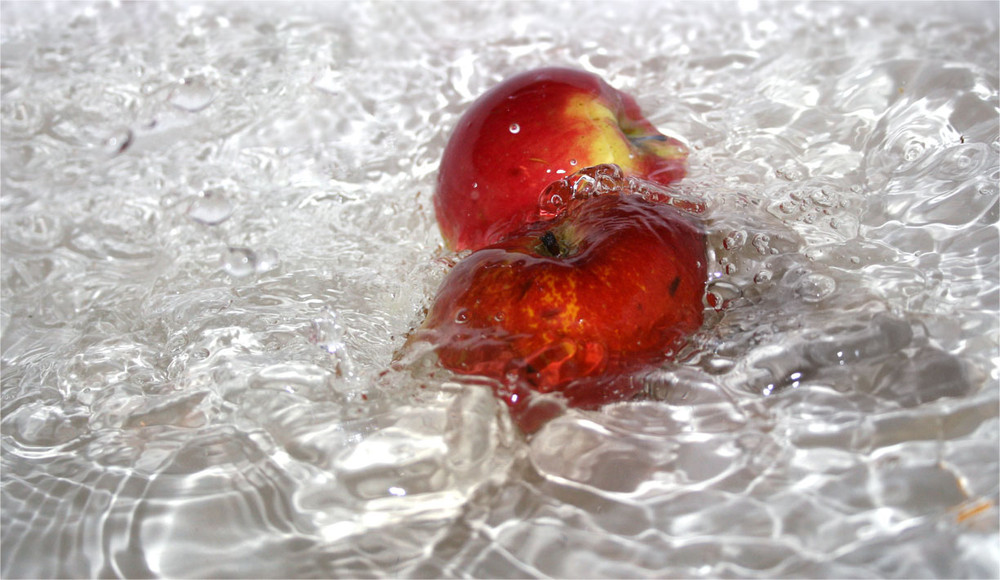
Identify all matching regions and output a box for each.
[669,276,681,296]
[518,279,534,301]
[541,308,562,318]
[541,230,561,257]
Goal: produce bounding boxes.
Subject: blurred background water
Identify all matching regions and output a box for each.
[1,1,997,577]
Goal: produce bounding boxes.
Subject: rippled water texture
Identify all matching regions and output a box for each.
[2,1,998,577]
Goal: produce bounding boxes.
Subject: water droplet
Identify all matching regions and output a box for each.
[312,310,347,354]
[508,123,520,134]
[569,159,578,166]
[572,174,597,196]
[538,179,572,218]
[170,76,215,112]
[187,189,234,225]
[220,247,257,277]
[255,248,280,274]
[311,309,356,378]
[454,308,469,324]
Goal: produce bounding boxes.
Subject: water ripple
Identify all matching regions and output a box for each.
[2,1,997,578]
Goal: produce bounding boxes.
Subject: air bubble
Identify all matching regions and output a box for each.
[170,76,215,112]
[5,213,66,251]
[254,248,280,274]
[753,270,773,284]
[508,123,520,134]
[903,142,925,161]
[454,308,469,324]
[795,273,836,303]
[220,247,257,277]
[751,233,770,255]
[722,230,747,251]
[705,280,741,310]
[102,128,133,157]
[810,189,835,207]
[0,100,46,139]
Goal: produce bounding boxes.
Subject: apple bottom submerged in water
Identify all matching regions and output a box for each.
[416,189,707,433]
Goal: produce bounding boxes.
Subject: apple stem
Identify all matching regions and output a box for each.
[541,230,561,257]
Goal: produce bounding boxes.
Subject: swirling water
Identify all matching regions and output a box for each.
[1,1,997,577]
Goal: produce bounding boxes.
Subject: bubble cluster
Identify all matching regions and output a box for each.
[537,163,706,219]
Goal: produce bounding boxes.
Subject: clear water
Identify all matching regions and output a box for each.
[2,1,997,577]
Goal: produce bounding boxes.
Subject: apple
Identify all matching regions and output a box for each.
[415,184,706,432]
[435,67,690,251]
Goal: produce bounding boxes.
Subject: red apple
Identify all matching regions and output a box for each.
[415,182,706,432]
[435,67,689,251]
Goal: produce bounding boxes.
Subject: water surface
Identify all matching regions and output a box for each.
[2,1,998,577]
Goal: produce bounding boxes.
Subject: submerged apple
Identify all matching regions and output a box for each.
[435,67,689,251]
[416,182,706,432]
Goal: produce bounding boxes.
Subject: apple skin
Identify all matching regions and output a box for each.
[435,67,689,252]
[416,189,706,432]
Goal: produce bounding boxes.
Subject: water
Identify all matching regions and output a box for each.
[2,1,997,577]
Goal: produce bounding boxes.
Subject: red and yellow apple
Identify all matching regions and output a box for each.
[435,67,689,251]
[415,185,706,432]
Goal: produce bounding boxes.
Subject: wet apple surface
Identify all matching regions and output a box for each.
[418,186,707,431]
[434,67,689,251]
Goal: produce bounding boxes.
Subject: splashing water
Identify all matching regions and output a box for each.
[2,1,997,578]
